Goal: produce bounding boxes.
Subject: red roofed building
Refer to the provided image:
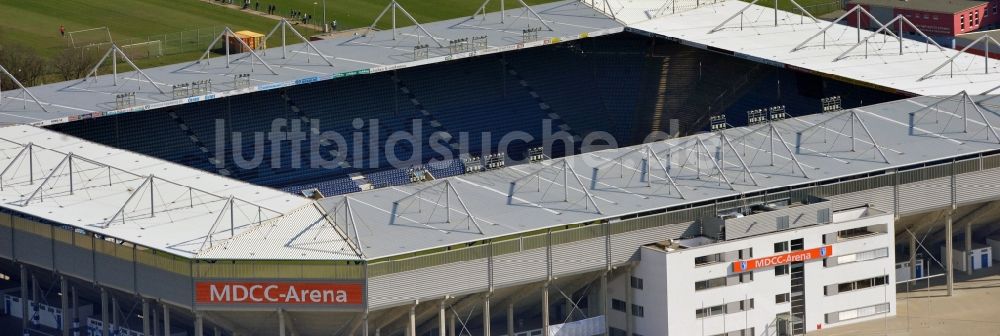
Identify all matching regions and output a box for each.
[845,0,998,36]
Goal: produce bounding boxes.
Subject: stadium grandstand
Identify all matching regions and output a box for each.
[3,0,1000,335]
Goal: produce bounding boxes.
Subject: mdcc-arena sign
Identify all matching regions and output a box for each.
[195,281,364,307]
[732,246,832,272]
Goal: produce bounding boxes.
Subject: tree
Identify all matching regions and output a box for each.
[51,48,97,81]
[0,44,46,90]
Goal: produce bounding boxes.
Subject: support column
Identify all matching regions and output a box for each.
[909,234,917,279]
[60,276,69,336]
[72,287,79,336]
[112,296,119,335]
[966,220,973,275]
[152,306,160,336]
[163,302,171,336]
[195,312,204,336]
[448,311,456,336]
[363,313,369,336]
[507,302,515,336]
[101,289,109,336]
[439,300,447,336]
[946,212,955,296]
[542,283,550,336]
[31,274,39,328]
[408,302,417,336]
[142,300,151,336]
[279,308,286,336]
[600,272,609,336]
[482,295,491,336]
[20,265,28,330]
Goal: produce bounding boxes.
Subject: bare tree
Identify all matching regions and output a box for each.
[51,48,97,81]
[0,44,46,90]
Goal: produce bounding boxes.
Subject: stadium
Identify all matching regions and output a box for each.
[4,0,1000,335]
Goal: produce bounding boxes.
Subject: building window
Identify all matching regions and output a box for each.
[694,254,720,266]
[825,303,890,324]
[774,241,789,253]
[695,299,754,319]
[695,248,751,267]
[708,328,756,336]
[775,264,791,276]
[825,224,885,243]
[775,293,791,304]
[632,304,645,317]
[630,276,644,290]
[695,304,725,318]
[825,248,889,267]
[612,299,626,312]
[610,327,628,336]
[825,275,890,296]
[790,238,804,251]
[694,272,752,291]
[695,277,727,291]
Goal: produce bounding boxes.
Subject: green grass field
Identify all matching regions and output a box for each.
[0,0,303,58]
[0,0,562,57]
[251,0,563,30]
[739,0,843,16]
[0,0,564,83]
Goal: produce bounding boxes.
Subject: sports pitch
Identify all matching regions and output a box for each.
[0,0,558,59]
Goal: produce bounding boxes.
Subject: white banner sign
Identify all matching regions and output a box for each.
[548,315,606,336]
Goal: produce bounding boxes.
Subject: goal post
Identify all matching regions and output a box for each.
[67,26,113,48]
[121,40,164,59]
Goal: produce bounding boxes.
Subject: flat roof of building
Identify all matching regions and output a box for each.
[0,1,621,127]
[612,0,1000,96]
[847,0,986,14]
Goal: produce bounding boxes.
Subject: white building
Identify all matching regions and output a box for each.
[942,242,993,272]
[608,200,896,336]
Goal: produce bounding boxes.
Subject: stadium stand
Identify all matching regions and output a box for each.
[46,33,906,195]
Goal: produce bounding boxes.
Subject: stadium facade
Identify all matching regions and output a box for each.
[3,1,1000,336]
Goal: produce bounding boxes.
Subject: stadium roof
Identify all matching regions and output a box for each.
[845,0,987,14]
[319,93,1000,259]
[3,93,1000,260]
[0,0,622,127]
[0,124,359,260]
[611,0,1000,96]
